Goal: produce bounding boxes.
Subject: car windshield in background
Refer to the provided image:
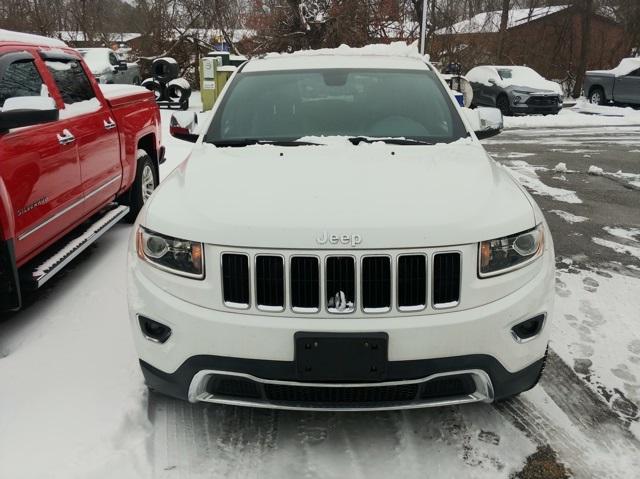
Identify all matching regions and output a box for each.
[205,68,468,146]
[497,67,541,82]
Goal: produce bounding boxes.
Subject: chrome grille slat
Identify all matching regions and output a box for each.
[255,255,284,310]
[326,256,356,313]
[220,250,462,314]
[221,253,250,308]
[290,256,320,312]
[397,254,427,310]
[433,252,461,308]
[362,256,391,312]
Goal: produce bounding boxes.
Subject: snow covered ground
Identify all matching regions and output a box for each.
[1,94,639,479]
[504,99,640,129]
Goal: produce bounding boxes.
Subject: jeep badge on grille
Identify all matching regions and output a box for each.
[316,231,362,247]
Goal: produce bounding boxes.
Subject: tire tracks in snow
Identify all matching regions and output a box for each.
[496,349,640,478]
[147,349,639,478]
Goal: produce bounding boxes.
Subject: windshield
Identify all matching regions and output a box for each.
[205,68,467,145]
[497,67,541,82]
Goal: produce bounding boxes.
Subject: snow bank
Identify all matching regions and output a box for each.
[588,165,604,175]
[0,28,67,47]
[572,99,640,119]
[554,162,568,173]
[504,104,640,129]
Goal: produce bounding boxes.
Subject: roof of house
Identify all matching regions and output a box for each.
[0,28,67,47]
[55,31,142,43]
[436,5,569,35]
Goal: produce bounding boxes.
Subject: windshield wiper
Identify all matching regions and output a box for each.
[211,139,320,147]
[348,136,435,146]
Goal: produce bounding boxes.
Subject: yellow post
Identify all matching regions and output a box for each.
[215,65,237,99]
[199,56,220,111]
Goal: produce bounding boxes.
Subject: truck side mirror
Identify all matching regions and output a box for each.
[117,60,128,71]
[461,106,503,139]
[0,97,59,133]
[170,111,199,143]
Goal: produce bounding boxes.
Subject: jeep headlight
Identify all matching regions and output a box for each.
[136,226,204,279]
[479,224,544,277]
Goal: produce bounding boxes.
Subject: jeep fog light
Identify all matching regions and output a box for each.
[136,226,204,279]
[511,314,545,343]
[138,315,172,343]
[479,224,544,277]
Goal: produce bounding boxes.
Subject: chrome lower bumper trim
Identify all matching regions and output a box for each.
[187,368,494,411]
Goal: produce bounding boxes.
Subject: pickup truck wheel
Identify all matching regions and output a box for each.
[124,152,158,222]
[589,87,604,105]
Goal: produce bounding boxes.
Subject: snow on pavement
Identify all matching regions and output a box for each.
[504,99,640,129]
[0,98,203,479]
[0,226,151,479]
[549,209,588,224]
[502,160,582,204]
[553,268,640,431]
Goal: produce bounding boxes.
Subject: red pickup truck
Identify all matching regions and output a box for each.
[0,30,164,311]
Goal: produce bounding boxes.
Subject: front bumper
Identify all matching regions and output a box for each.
[129,242,554,410]
[140,352,545,410]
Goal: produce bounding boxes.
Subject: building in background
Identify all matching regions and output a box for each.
[432,5,630,83]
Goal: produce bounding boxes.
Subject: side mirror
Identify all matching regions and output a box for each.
[0,96,59,133]
[170,111,199,143]
[488,78,497,85]
[117,60,128,71]
[461,106,503,139]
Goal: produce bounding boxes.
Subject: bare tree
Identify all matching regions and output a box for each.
[496,0,509,61]
[572,0,594,97]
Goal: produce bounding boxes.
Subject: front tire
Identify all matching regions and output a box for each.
[496,94,511,116]
[589,87,605,105]
[123,152,158,222]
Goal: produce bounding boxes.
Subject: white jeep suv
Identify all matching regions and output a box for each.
[128,45,554,411]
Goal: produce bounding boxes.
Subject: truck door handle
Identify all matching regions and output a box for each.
[103,118,116,130]
[57,129,75,145]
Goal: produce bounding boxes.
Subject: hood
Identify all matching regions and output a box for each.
[505,81,562,96]
[145,142,535,249]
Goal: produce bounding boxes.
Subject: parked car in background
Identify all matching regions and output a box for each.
[584,57,640,106]
[77,47,141,85]
[467,65,563,115]
[129,47,554,412]
[0,30,163,311]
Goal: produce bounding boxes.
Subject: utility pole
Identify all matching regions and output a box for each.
[420,0,428,54]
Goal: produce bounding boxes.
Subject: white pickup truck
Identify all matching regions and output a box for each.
[77,47,140,85]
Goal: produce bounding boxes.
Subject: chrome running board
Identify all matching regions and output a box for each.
[31,205,129,288]
[188,369,494,412]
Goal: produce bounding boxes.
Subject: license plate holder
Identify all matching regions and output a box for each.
[294,332,388,381]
